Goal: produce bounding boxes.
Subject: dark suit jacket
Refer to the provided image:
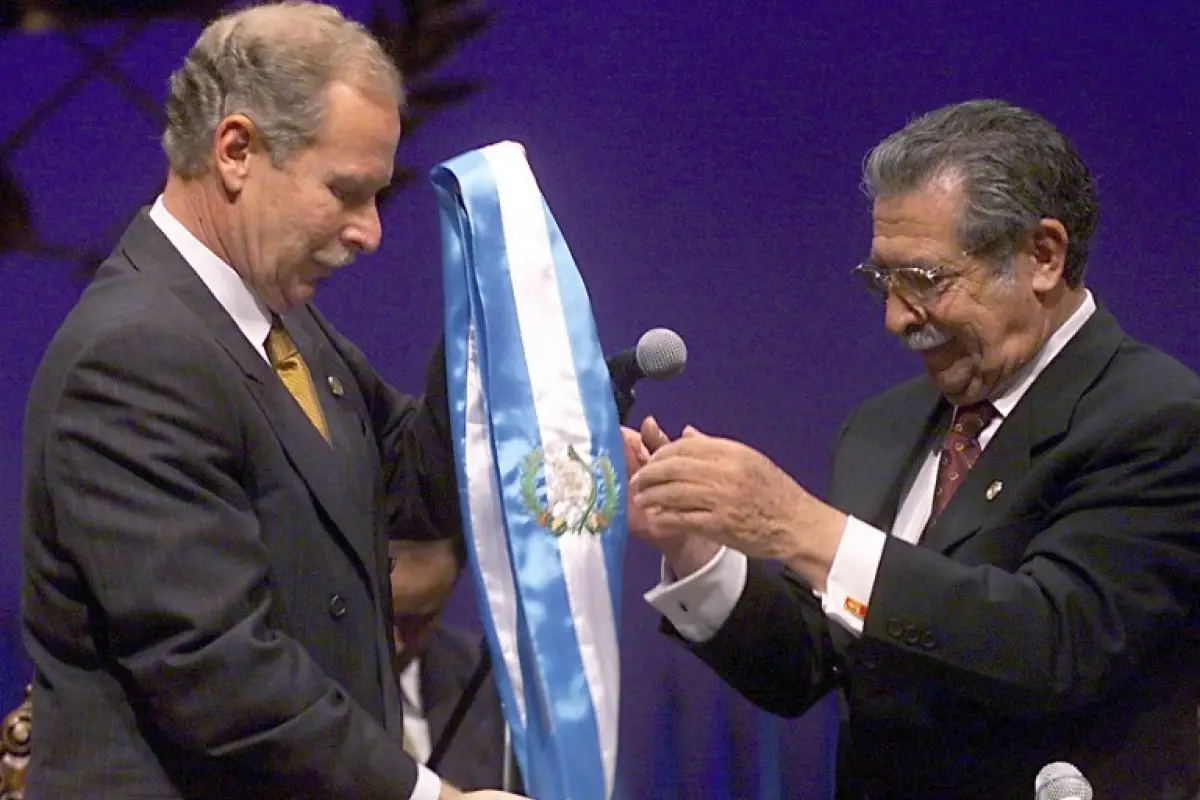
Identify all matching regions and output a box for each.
[675,306,1200,799]
[20,212,462,798]
[418,625,519,792]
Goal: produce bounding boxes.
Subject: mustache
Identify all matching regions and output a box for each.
[903,324,952,351]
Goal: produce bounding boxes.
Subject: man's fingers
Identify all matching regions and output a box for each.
[644,507,717,539]
[621,426,651,465]
[630,455,715,492]
[646,433,728,464]
[641,416,671,453]
[633,478,714,511]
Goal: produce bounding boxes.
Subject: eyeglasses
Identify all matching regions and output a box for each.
[851,261,960,307]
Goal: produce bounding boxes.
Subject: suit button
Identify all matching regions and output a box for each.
[903,624,920,646]
[886,618,904,640]
[328,594,347,620]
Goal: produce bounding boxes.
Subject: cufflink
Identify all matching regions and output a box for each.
[985,480,1003,501]
[844,597,868,620]
[327,375,345,397]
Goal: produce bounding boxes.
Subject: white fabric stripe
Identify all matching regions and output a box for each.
[464,321,526,726]
[483,143,620,795]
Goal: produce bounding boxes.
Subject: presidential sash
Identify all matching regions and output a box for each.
[433,141,625,799]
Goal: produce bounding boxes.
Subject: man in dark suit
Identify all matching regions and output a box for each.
[626,100,1200,798]
[388,537,517,793]
[19,3,524,799]
[413,626,513,791]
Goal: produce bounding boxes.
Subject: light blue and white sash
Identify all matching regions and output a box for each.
[433,141,625,799]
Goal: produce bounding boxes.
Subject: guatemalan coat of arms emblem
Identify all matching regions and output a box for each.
[520,444,618,537]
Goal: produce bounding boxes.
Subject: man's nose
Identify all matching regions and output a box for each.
[884,290,926,337]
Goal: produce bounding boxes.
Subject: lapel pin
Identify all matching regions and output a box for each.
[327,375,345,397]
[985,480,1003,501]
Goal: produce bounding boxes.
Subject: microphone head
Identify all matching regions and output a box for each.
[1035,762,1093,800]
[635,328,687,380]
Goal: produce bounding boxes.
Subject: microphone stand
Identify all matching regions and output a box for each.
[424,638,492,774]
[501,723,516,791]
[613,383,635,426]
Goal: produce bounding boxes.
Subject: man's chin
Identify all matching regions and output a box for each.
[925,362,977,405]
[393,647,417,671]
[930,374,990,406]
[283,281,317,309]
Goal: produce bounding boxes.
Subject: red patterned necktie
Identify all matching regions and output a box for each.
[929,401,998,523]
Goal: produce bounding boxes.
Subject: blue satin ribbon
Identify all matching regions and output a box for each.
[433,144,627,799]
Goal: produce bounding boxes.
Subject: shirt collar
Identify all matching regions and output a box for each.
[148,195,274,362]
[983,289,1097,419]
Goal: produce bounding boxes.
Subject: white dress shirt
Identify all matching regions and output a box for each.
[400,658,434,763]
[645,292,1097,642]
[148,197,273,362]
[148,197,443,800]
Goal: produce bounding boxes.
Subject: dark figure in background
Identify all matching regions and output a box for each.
[389,537,519,793]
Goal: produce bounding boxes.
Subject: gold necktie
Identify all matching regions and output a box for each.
[265,318,331,443]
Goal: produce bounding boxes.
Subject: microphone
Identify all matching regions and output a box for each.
[1035,761,1093,800]
[608,327,688,424]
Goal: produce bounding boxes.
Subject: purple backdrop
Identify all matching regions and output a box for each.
[2,1,1196,796]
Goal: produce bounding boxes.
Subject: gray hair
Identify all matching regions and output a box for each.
[162,1,404,178]
[862,99,1098,287]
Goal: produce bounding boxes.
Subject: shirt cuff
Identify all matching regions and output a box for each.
[643,546,748,643]
[409,764,441,800]
[820,516,888,636]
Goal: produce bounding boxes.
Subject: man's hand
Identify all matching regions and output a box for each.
[624,417,721,577]
[629,425,846,588]
[621,422,652,533]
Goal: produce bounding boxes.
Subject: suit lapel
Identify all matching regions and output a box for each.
[280,312,379,571]
[117,212,376,576]
[419,629,505,789]
[921,305,1126,553]
[840,382,948,531]
[420,631,465,745]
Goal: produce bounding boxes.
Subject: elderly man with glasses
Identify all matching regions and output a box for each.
[625,99,1200,799]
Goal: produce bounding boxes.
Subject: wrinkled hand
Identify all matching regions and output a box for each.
[621,424,652,532]
[621,417,670,537]
[622,419,716,576]
[630,426,845,581]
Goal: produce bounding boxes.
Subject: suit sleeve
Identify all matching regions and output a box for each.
[860,396,1200,717]
[668,560,842,718]
[309,308,462,543]
[44,323,419,798]
[660,406,861,718]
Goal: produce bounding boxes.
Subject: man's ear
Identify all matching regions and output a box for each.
[1028,217,1070,293]
[212,113,260,194]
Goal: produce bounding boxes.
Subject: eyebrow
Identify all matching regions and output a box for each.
[331,174,391,195]
[865,255,950,273]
